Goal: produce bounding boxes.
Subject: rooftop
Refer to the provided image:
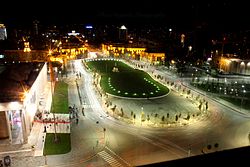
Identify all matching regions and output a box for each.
[0,62,45,102]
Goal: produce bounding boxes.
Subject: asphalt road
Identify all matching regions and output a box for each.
[65,59,250,166]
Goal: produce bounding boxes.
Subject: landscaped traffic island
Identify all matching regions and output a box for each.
[85,59,169,98]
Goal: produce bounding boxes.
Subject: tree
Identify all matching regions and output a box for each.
[175,115,178,122]
[109,104,116,116]
[198,104,202,111]
[182,88,185,94]
[205,102,208,110]
[161,116,165,122]
[120,108,124,117]
[111,106,116,113]
[154,113,158,123]
[147,115,150,121]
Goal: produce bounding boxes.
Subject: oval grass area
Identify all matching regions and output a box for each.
[85,59,169,98]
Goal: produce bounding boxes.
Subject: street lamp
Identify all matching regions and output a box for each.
[188,46,192,52]
[103,128,106,140]
[141,107,144,125]
[42,136,47,165]
[241,89,246,111]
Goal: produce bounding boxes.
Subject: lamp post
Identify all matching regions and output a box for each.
[188,46,192,56]
[42,136,47,166]
[188,146,191,157]
[103,128,106,140]
[241,88,246,111]
[141,107,144,126]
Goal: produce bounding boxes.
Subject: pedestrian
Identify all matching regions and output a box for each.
[82,107,85,116]
[75,109,78,118]
[76,118,78,124]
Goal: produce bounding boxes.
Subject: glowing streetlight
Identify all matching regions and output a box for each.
[188,46,192,52]
[241,89,246,111]
[48,50,52,55]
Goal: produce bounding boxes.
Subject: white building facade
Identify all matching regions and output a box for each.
[0,63,50,144]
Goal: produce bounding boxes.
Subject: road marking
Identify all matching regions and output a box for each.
[105,146,131,166]
[82,104,92,108]
[98,150,123,167]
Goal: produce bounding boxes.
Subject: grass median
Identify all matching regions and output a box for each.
[51,81,69,114]
[43,81,70,155]
[43,133,71,155]
[86,59,169,98]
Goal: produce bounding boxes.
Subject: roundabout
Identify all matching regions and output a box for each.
[83,58,210,129]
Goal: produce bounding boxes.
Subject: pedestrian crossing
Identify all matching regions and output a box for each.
[82,104,92,108]
[98,150,124,167]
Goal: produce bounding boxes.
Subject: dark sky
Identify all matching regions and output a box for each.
[1,0,249,30]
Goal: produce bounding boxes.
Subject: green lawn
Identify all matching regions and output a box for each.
[221,97,250,110]
[191,82,250,110]
[51,81,69,114]
[86,59,169,98]
[43,133,71,155]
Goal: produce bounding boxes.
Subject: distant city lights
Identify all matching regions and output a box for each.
[68,30,80,36]
[85,25,93,29]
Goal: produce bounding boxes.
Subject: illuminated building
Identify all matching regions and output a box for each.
[141,52,165,65]
[0,24,7,40]
[68,30,80,36]
[24,41,31,52]
[0,62,49,144]
[219,56,250,75]
[102,43,165,64]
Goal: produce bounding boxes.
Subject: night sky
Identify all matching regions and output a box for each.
[0,1,249,30]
